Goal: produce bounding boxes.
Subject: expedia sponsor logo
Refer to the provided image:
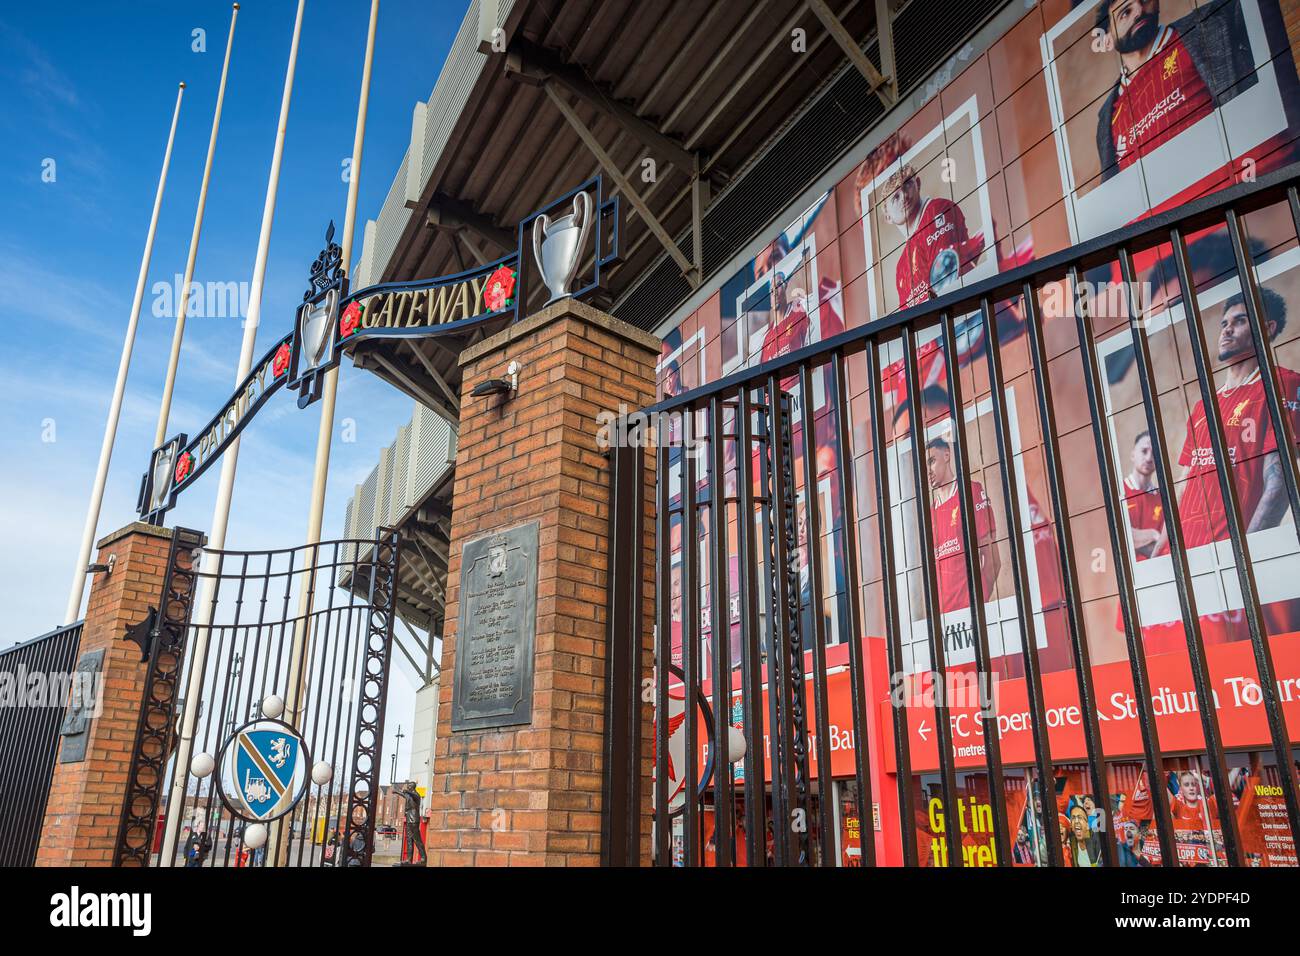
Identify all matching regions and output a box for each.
[925,218,955,247]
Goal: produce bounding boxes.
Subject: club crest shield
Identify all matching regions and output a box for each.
[217,718,310,822]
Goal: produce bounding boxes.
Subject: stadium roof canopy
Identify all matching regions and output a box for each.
[341,0,1007,628]
[351,0,1006,411]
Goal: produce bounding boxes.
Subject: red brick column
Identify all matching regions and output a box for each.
[430,299,658,866]
[36,523,177,866]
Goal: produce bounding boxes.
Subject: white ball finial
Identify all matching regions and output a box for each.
[261,694,285,720]
[311,761,334,786]
[726,726,747,763]
[190,752,215,778]
[243,823,268,849]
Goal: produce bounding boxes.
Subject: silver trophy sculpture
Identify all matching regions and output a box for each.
[299,289,338,371]
[149,442,177,513]
[532,190,592,304]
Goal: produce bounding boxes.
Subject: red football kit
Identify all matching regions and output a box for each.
[895,198,972,309]
[760,303,810,366]
[1177,367,1300,549]
[1123,476,1165,561]
[930,480,995,615]
[1110,27,1213,172]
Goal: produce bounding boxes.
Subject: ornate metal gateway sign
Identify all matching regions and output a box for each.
[138,177,619,524]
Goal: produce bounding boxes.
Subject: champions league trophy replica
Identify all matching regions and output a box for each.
[532,189,592,304]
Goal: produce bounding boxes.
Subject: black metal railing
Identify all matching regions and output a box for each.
[0,621,83,867]
[605,161,1300,867]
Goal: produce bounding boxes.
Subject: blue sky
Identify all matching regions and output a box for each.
[1,0,469,776]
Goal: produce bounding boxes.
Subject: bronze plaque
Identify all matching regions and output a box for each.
[451,521,539,731]
[58,648,104,763]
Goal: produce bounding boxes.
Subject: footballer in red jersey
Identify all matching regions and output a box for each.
[926,436,1000,615]
[881,164,985,310]
[1123,430,1165,561]
[1167,289,1300,551]
[1095,0,1253,180]
[892,387,1069,677]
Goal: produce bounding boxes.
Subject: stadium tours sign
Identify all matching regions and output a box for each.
[138,177,620,524]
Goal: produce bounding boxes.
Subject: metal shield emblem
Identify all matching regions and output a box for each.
[217,718,309,822]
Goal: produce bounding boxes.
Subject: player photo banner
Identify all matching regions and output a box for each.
[1042,0,1300,243]
[1092,230,1300,650]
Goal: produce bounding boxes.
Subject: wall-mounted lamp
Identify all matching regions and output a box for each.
[86,553,117,576]
[470,360,520,399]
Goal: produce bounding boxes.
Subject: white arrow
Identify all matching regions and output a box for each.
[918,719,931,742]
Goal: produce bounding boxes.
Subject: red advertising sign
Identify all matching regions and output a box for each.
[883,634,1300,773]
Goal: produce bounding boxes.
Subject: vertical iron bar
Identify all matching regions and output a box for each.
[601,427,644,866]
[981,298,1065,867]
[1072,265,1178,864]
[1019,286,1120,867]
[797,363,838,865]
[766,375,811,864]
[708,396,736,866]
[938,311,1011,865]
[654,419,671,866]
[682,409,701,867]
[865,339,917,865]
[901,323,964,868]
[757,390,790,865]
[736,387,768,866]
[831,349,877,866]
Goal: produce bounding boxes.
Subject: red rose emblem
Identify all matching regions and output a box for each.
[272,342,291,378]
[174,452,194,484]
[340,301,363,338]
[484,266,517,312]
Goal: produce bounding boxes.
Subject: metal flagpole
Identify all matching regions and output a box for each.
[159,0,307,867]
[153,3,240,447]
[61,82,186,626]
[285,0,379,731]
[272,0,379,868]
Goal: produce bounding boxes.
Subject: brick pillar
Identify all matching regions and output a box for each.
[431,298,658,866]
[36,523,177,866]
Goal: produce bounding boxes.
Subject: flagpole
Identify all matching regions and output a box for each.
[271,0,380,869]
[153,2,240,447]
[285,0,379,731]
[159,0,307,867]
[61,82,185,626]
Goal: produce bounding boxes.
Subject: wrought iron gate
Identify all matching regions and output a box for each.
[113,527,400,867]
[0,622,83,867]
[604,163,1300,867]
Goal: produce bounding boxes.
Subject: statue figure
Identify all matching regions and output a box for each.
[396,781,427,866]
